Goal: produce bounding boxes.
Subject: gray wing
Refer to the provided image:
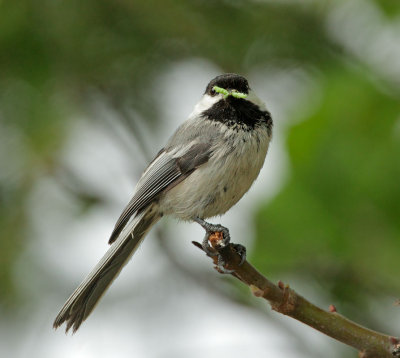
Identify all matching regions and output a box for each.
[108,142,212,244]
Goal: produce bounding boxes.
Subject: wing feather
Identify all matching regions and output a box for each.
[108,142,212,243]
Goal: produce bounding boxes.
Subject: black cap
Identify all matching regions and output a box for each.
[205,73,250,96]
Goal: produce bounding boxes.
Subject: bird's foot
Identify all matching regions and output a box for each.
[194,217,246,273]
[194,217,231,250]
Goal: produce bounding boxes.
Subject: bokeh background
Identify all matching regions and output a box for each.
[1,0,400,357]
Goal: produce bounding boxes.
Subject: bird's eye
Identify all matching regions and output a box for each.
[210,88,216,96]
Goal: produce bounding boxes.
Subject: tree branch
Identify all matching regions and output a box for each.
[192,234,400,358]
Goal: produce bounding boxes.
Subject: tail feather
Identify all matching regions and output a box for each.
[53,206,160,333]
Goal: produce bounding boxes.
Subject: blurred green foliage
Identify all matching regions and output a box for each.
[253,65,400,321]
[0,0,399,345]
[255,63,400,290]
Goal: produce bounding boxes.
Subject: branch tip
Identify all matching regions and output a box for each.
[191,241,203,250]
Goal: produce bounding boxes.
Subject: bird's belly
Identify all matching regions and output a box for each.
[159,132,270,220]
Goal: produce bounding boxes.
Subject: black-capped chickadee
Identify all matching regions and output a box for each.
[53,73,273,332]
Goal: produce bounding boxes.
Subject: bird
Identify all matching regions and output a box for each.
[53,73,273,333]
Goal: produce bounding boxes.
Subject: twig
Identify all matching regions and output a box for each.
[192,235,400,358]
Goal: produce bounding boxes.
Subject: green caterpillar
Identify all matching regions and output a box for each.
[213,86,247,99]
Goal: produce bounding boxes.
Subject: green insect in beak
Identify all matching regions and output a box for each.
[213,86,248,99]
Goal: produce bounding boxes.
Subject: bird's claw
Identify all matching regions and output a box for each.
[232,243,247,266]
[194,217,246,273]
[194,217,230,248]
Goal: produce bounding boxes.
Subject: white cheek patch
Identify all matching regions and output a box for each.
[189,94,222,119]
[191,91,268,119]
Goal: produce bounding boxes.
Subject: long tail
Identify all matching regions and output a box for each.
[53,205,160,333]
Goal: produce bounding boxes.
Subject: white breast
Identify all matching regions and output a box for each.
[159,121,271,221]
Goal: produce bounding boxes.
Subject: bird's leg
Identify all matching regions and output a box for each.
[193,217,246,272]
